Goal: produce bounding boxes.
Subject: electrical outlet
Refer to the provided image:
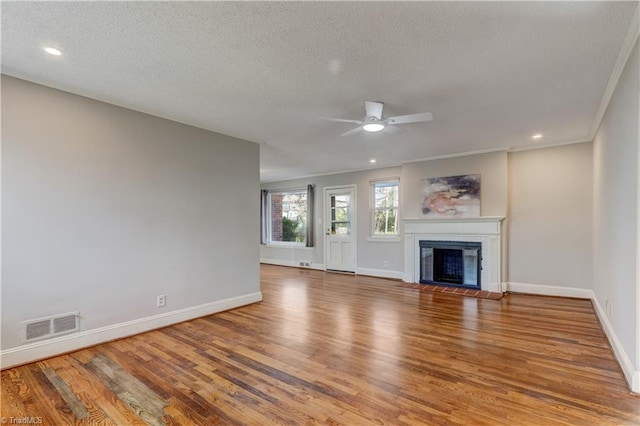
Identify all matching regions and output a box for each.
[157,295,166,307]
[384,260,389,268]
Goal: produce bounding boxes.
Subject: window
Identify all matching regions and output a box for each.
[268,190,307,245]
[371,179,399,237]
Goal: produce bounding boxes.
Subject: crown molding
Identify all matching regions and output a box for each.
[589,4,640,140]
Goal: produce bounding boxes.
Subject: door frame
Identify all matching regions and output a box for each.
[323,185,357,272]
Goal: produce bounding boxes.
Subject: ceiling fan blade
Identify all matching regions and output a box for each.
[340,126,363,137]
[383,125,405,135]
[319,116,363,124]
[365,101,384,120]
[386,112,433,125]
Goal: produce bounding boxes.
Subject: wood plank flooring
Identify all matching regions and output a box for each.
[2,264,639,425]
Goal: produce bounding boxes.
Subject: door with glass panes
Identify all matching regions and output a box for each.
[324,186,356,272]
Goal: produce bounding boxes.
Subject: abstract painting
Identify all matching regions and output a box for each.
[421,174,480,218]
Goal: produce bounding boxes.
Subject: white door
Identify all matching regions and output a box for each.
[325,186,356,272]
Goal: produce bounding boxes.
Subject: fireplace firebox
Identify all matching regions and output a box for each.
[419,241,481,289]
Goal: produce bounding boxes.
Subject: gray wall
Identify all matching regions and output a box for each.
[401,151,508,218]
[261,166,404,274]
[508,143,593,288]
[593,38,639,371]
[2,76,260,350]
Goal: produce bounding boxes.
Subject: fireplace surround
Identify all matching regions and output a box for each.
[403,217,504,293]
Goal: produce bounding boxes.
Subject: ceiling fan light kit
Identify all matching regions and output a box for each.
[362,122,385,132]
[321,101,433,136]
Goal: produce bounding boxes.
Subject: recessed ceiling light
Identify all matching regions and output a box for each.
[44,47,62,56]
[532,133,543,140]
[370,159,377,164]
[362,123,385,132]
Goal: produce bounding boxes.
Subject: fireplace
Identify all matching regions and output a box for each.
[419,241,481,289]
[403,217,504,293]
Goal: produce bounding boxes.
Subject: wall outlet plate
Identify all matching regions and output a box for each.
[157,295,166,307]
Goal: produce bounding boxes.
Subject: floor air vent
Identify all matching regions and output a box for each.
[24,312,79,342]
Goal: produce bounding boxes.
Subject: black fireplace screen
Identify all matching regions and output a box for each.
[434,249,464,284]
[420,241,481,289]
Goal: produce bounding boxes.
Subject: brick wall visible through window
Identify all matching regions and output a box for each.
[268,190,307,245]
[270,194,284,241]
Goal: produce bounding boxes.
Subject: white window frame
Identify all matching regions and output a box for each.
[369,178,400,241]
[266,189,308,247]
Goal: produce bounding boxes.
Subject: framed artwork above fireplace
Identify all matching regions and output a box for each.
[421,174,480,218]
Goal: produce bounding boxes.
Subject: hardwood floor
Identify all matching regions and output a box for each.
[2,264,639,425]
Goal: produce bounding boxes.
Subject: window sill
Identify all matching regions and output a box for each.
[262,244,314,250]
[367,236,401,243]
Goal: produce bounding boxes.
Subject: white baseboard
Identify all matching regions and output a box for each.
[260,259,403,280]
[505,281,592,299]
[356,267,404,280]
[0,291,262,370]
[591,294,639,393]
[507,282,639,392]
[260,258,325,270]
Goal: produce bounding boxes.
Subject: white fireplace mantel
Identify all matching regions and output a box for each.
[403,217,505,292]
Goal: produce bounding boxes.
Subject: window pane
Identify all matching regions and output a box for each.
[335,195,349,204]
[270,191,307,243]
[371,180,399,236]
[331,222,350,235]
[331,207,348,222]
[374,208,397,234]
[374,185,398,208]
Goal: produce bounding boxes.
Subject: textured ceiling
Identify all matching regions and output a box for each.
[2,2,638,182]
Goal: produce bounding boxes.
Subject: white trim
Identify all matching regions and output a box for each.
[0,292,262,369]
[370,178,400,240]
[260,258,325,270]
[356,267,403,280]
[368,176,401,184]
[262,244,314,250]
[637,37,640,391]
[590,6,640,139]
[324,185,357,273]
[323,184,357,191]
[261,166,403,184]
[265,242,307,248]
[402,147,507,165]
[592,294,639,393]
[367,237,401,243]
[505,281,592,299]
[265,189,309,246]
[404,216,505,225]
[508,139,592,153]
[403,217,504,292]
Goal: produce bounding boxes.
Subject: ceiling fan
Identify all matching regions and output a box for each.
[321,101,433,136]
